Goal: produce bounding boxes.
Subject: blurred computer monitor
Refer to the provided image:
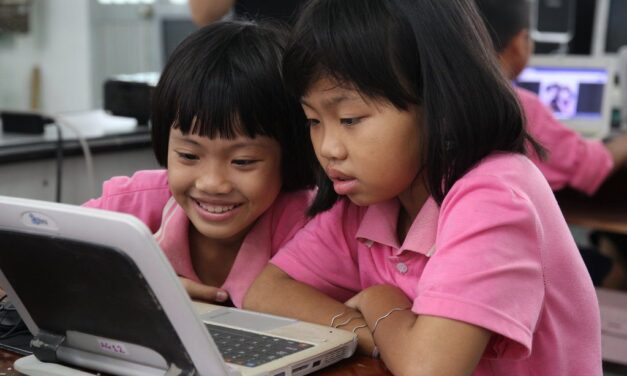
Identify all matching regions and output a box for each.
[516,56,615,139]
[618,46,627,128]
[592,0,627,55]
[531,0,577,44]
[153,4,198,69]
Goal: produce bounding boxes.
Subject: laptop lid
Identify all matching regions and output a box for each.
[515,56,615,139]
[0,195,356,376]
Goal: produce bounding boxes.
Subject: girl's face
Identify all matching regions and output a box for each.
[302,77,422,206]
[167,127,282,243]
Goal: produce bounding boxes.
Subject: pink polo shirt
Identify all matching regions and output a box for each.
[83,170,311,307]
[272,153,601,375]
[517,87,613,195]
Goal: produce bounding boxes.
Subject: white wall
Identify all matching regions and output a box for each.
[0,0,92,114]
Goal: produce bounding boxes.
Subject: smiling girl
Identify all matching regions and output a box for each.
[84,21,316,307]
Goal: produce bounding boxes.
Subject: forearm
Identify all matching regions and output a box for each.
[605,133,627,173]
[357,286,490,376]
[188,0,234,26]
[243,264,375,354]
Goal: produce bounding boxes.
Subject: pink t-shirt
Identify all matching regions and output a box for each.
[272,153,601,375]
[83,169,311,308]
[517,87,613,195]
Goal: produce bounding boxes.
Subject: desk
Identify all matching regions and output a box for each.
[0,126,158,204]
[0,349,392,375]
[556,168,627,234]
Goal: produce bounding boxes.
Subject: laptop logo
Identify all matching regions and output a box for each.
[21,212,58,231]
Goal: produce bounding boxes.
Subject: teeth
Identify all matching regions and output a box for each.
[197,202,236,214]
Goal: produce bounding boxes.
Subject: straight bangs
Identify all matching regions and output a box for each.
[152,21,297,164]
[282,0,420,110]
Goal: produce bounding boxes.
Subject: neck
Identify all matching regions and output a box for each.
[396,176,430,242]
[188,226,245,287]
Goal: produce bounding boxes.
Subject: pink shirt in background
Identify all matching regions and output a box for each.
[83,170,312,308]
[272,153,601,375]
[517,87,613,195]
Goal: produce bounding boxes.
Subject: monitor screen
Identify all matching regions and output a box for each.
[516,66,609,121]
[162,18,198,66]
[605,0,627,53]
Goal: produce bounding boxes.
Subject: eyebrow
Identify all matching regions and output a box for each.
[301,94,362,109]
[171,136,201,146]
[172,134,268,151]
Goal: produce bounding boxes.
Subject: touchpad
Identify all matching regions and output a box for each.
[200,308,297,331]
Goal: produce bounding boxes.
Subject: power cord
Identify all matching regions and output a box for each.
[0,295,29,340]
[51,114,96,200]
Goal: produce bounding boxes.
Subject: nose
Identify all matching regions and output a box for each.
[313,123,347,162]
[194,163,232,194]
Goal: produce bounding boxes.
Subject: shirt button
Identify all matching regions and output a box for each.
[396,262,408,274]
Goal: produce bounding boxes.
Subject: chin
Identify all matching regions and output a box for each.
[346,194,377,207]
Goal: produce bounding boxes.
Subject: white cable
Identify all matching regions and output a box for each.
[51,114,97,200]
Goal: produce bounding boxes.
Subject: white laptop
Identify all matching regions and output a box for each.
[515,56,616,139]
[0,195,356,376]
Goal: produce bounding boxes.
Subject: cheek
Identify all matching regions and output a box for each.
[309,127,324,161]
[239,163,282,205]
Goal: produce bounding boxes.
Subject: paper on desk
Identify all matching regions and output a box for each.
[43,110,138,140]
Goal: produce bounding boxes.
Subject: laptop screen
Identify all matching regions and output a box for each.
[516,66,609,121]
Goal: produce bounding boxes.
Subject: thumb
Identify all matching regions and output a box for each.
[179,277,229,303]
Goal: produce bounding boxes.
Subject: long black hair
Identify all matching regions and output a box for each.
[151,21,316,191]
[475,0,531,52]
[283,0,543,215]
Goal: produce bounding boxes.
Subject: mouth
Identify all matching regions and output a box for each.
[326,168,355,182]
[326,170,358,195]
[194,199,242,214]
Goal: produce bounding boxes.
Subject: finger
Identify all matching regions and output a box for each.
[180,278,229,302]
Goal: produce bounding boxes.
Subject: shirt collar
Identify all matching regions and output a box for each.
[153,196,273,307]
[154,197,199,281]
[355,197,439,256]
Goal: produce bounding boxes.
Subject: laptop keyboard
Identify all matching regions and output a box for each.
[205,323,314,368]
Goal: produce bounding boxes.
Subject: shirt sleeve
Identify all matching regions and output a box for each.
[82,171,171,233]
[271,199,363,302]
[413,174,545,359]
[519,88,613,195]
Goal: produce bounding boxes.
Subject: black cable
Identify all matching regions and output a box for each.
[53,122,63,203]
[41,116,63,203]
[0,297,28,339]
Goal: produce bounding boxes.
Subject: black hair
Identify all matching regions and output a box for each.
[283,0,543,216]
[151,20,316,192]
[475,0,531,52]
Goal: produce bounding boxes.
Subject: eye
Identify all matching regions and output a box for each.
[306,118,320,127]
[340,117,362,126]
[232,159,259,166]
[176,152,198,161]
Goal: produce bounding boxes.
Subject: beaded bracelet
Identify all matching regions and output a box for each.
[371,346,380,359]
[371,307,411,335]
[329,309,349,327]
[334,314,361,328]
[351,323,368,333]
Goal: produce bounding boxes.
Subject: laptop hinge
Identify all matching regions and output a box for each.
[30,330,66,363]
[165,364,196,376]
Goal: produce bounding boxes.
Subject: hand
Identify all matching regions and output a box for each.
[345,285,408,313]
[179,277,229,303]
[344,290,367,311]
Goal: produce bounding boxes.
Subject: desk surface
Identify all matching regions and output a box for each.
[556,168,627,234]
[0,350,392,375]
[0,127,151,165]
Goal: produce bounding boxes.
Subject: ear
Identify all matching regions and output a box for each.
[499,29,532,79]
